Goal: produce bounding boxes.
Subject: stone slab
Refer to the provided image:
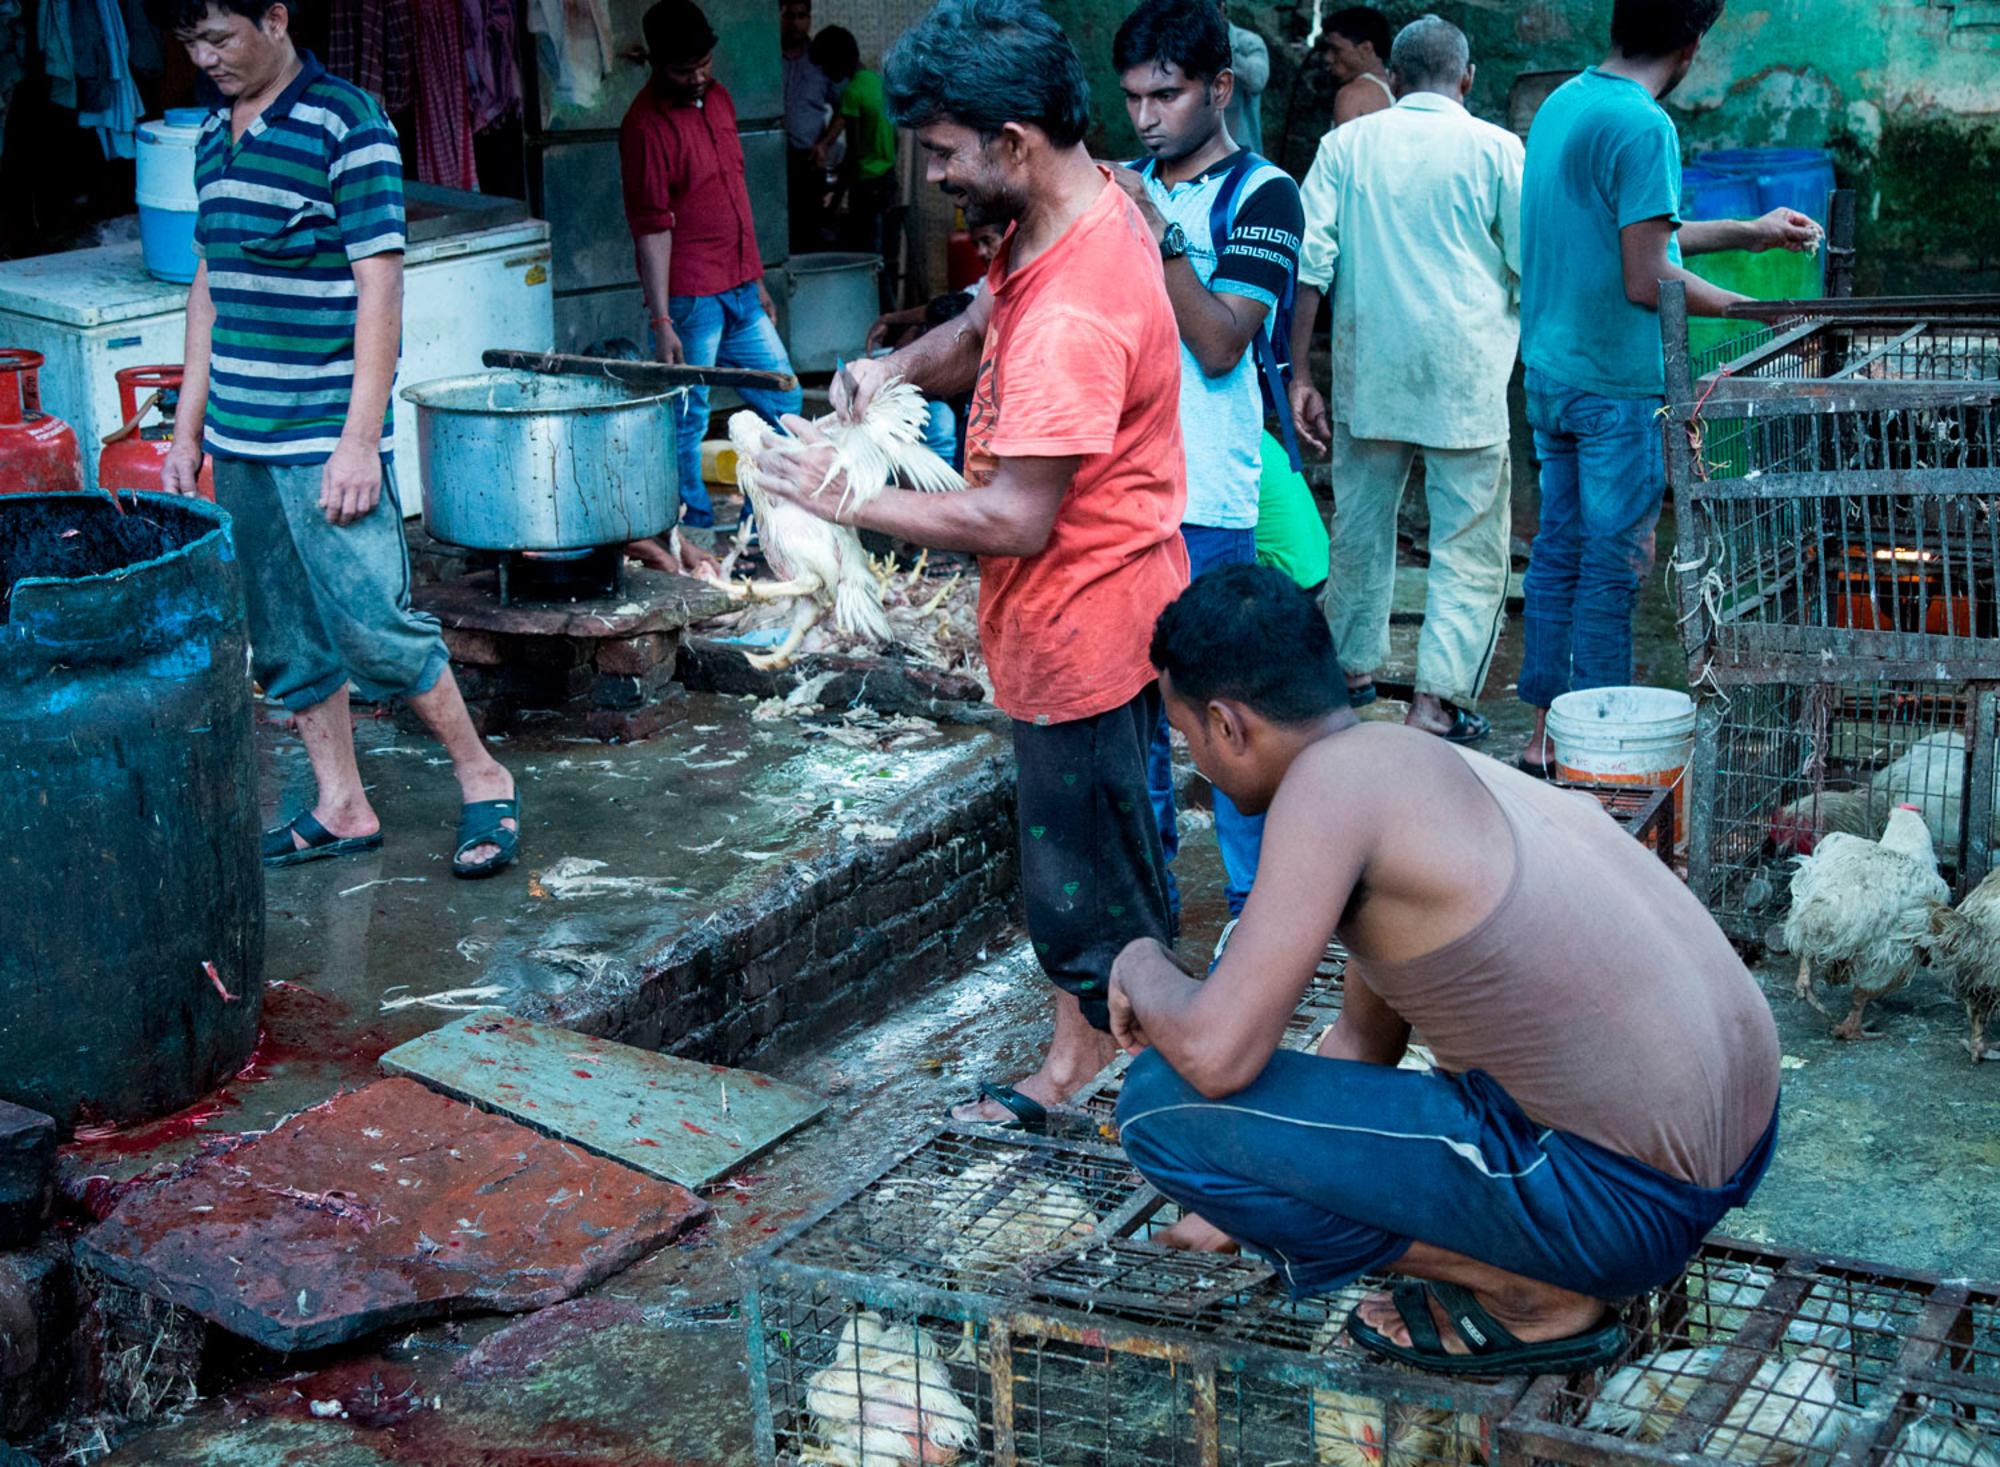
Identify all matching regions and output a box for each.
[414,567,735,639]
[380,1015,826,1189]
[75,1077,709,1353]
[0,1099,55,1247]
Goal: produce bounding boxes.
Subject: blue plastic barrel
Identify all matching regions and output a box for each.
[1695,147,1836,224]
[135,108,208,284]
[1680,163,1762,222]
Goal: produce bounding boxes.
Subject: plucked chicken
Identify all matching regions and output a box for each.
[1784,805,1948,1039]
[725,379,963,671]
[802,1311,979,1466]
[1923,865,2000,1062]
[1584,1346,1850,1465]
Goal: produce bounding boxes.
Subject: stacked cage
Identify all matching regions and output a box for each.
[1662,289,2000,938]
[1499,1239,2000,1467]
[747,1120,1533,1466]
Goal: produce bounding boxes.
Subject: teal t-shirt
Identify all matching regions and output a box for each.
[1520,68,1683,400]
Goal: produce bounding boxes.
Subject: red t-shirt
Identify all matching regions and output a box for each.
[967,172,1190,724]
[618,81,763,299]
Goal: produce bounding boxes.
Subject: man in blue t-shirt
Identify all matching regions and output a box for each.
[1514,0,1816,776]
[1108,0,1305,922]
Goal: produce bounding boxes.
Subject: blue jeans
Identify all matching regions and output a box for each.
[1518,368,1666,709]
[1118,1047,1778,1299]
[1148,524,1264,918]
[665,282,802,527]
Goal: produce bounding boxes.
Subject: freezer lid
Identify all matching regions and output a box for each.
[0,243,191,327]
[0,220,553,327]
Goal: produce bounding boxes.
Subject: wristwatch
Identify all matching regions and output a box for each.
[1159,222,1189,262]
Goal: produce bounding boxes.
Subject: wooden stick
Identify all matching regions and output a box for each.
[481,349,798,393]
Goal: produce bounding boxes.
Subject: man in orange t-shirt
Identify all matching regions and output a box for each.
[760,0,1189,1129]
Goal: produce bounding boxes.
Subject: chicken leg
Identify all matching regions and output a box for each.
[1831,993,1882,1041]
[1794,955,1828,1015]
[745,596,824,672]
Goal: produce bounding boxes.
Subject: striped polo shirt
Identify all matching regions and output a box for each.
[193,51,405,464]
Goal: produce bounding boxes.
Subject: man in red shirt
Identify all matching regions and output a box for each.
[620,0,801,527]
[760,0,1190,1129]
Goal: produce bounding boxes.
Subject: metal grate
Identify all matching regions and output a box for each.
[1684,678,2000,936]
[1501,1239,1969,1467]
[1561,782,1678,867]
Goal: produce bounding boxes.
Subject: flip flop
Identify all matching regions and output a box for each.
[1516,754,1557,781]
[452,795,521,880]
[1346,1280,1625,1377]
[1347,681,1379,709]
[261,811,383,868]
[1441,706,1491,745]
[954,1082,1048,1134]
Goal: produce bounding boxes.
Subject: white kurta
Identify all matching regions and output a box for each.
[1297,92,1524,450]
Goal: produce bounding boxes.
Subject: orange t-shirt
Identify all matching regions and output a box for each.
[965,171,1190,725]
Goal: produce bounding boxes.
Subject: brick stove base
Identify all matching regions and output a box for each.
[410,567,737,741]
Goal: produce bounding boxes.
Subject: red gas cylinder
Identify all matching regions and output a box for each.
[99,365,213,502]
[0,349,84,495]
[945,228,987,291]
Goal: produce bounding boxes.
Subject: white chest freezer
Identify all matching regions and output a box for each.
[0,218,555,500]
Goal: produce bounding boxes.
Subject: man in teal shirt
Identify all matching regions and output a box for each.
[1514,0,1815,776]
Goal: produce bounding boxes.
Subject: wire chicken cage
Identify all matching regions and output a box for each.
[1499,1239,2000,1467]
[1660,288,2000,930]
[747,1123,1531,1466]
[1682,677,2000,936]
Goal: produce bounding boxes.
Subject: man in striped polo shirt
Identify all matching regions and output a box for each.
[155,0,520,879]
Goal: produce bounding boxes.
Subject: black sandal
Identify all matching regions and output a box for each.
[1346,1280,1625,1377]
[1440,706,1491,745]
[1347,681,1379,709]
[953,1082,1048,1134]
[261,811,383,868]
[452,796,521,880]
[1516,755,1557,781]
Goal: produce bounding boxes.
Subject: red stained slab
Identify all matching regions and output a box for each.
[76,1078,708,1352]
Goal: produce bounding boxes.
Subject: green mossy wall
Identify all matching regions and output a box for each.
[1051,0,2000,292]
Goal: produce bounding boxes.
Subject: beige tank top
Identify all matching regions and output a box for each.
[1353,751,1780,1188]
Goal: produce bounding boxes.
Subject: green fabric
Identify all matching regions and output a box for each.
[1254,431,1330,589]
[839,69,896,181]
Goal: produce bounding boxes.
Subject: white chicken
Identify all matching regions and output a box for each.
[1881,1418,2000,1467]
[1308,1316,1485,1467]
[1923,865,2000,1062]
[803,1311,979,1466]
[1583,1346,1851,1465]
[725,379,964,671]
[1768,732,1982,857]
[1784,805,1949,1039]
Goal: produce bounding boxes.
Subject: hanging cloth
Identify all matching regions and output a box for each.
[328,0,415,114]
[71,0,141,159]
[411,0,478,188]
[462,0,521,133]
[525,0,614,111]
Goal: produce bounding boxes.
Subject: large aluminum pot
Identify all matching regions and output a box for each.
[400,370,679,550]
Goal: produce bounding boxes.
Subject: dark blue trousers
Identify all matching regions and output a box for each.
[1117,1048,1776,1299]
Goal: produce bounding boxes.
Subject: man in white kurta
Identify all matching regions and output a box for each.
[1288,14,1522,745]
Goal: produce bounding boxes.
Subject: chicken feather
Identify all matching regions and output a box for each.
[1584,1347,1851,1465]
[1308,1316,1485,1467]
[1923,865,2000,1062]
[803,1311,979,1467]
[1880,1418,2000,1467]
[726,380,965,671]
[1784,806,1948,1039]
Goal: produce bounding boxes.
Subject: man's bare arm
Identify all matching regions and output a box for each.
[1315,967,1410,1065]
[1115,744,1374,1096]
[634,230,681,362]
[1620,217,1744,317]
[160,264,215,496]
[868,287,991,401]
[1680,208,1819,258]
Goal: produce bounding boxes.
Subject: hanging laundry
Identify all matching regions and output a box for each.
[461,0,522,134]
[525,0,614,111]
[329,0,415,114]
[42,0,140,158]
[78,0,141,158]
[412,0,478,188]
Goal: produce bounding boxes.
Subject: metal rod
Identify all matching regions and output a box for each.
[481,347,800,392]
[1826,187,1859,299]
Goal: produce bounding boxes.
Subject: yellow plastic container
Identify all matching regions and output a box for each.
[701,438,738,486]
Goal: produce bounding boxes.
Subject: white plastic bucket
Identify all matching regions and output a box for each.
[1548,686,1696,843]
[135,109,206,284]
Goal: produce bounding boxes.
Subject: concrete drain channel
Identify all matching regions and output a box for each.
[1,674,1024,1463]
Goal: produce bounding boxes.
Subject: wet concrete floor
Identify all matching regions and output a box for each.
[81,504,2000,1464]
